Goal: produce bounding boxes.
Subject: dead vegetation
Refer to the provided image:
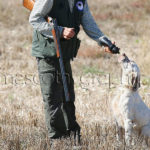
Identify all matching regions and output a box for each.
[0,0,150,149]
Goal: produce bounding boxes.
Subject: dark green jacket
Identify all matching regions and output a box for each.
[32,0,85,60]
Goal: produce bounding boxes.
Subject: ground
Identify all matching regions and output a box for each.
[0,0,150,149]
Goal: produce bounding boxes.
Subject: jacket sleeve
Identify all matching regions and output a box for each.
[29,0,63,38]
[81,0,108,45]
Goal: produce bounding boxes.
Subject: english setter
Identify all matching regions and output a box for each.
[111,53,150,146]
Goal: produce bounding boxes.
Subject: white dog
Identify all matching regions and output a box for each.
[111,53,150,146]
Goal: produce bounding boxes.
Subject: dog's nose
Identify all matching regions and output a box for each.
[121,53,130,62]
[122,53,126,57]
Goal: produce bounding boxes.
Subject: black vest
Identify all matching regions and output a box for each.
[32,0,85,60]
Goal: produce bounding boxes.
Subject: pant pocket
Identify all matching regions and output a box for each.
[37,58,56,74]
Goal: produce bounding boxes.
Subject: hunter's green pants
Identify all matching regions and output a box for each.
[37,57,80,139]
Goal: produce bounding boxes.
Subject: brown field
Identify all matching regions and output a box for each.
[0,0,150,149]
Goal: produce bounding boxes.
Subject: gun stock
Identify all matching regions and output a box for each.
[51,29,60,58]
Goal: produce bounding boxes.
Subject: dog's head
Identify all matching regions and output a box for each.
[118,53,140,91]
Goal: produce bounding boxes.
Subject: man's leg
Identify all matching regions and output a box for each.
[55,60,81,133]
[63,62,81,143]
[37,58,67,139]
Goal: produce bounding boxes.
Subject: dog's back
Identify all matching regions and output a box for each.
[133,92,150,127]
[112,88,150,127]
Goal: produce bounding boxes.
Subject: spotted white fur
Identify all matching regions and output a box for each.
[112,54,150,146]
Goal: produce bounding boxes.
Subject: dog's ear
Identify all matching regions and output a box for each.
[131,73,140,91]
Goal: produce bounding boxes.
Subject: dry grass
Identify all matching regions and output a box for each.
[0,0,150,149]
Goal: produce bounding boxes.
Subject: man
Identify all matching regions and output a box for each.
[29,0,119,140]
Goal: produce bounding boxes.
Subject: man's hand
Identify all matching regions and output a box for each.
[62,27,75,40]
[104,42,119,54]
[104,46,113,54]
[99,37,120,54]
[104,42,115,54]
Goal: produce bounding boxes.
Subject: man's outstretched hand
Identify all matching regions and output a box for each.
[104,42,117,54]
[62,27,75,40]
[104,46,113,54]
[99,37,120,54]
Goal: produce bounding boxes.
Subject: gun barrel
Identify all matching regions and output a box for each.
[52,19,70,102]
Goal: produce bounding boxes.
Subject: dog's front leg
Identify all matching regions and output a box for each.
[116,121,123,141]
[124,119,133,146]
[141,125,150,147]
